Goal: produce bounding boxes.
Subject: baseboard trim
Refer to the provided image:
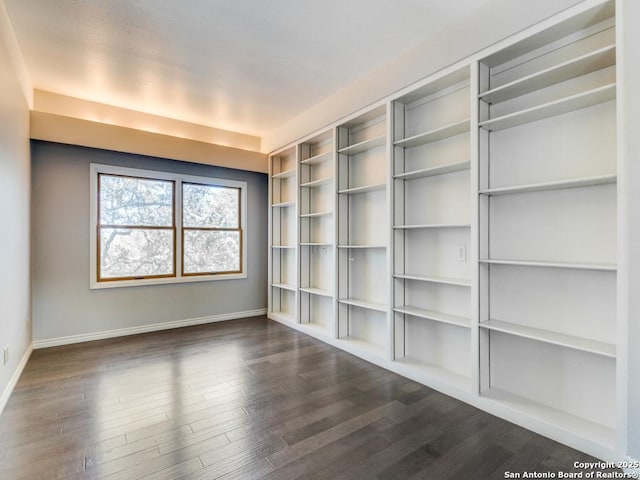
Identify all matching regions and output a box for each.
[33,308,267,349]
[0,342,33,416]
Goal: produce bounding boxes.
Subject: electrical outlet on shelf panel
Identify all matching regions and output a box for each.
[3,346,8,365]
[455,245,467,262]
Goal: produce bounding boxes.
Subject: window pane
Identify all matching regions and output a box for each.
[183,183,239,228]
[100,175,173,226]
[183,230,240,274]
[99,228,174,279]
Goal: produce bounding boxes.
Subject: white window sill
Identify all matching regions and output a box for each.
[90,272,248,290]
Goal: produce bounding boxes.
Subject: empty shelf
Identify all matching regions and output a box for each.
[271,201,295,208]
[479,258,616,272]
[300,211,332,218]
[394,161,470,180]
[271,283,296,292]
[394,119,470,148]
[269,311,296,324]
[338,298,387,312]
[300,287,333,298]
[300,151,332,165]
[480,45,616,104]
[271,168,296,179]
[480,318,616,358]
[393,305,471,328]
[337,183,386,195]
[479,83,616,132]
[482,388,616,449]
[480,2,615,68]
[271,245,296,249]
[300,322,332,337]
[394,357,471,392]
[479,174,616,195]
[393,223,470,230]
[337,135,386,155]
[300,242,333,247]
[338,336,386,359]
[394,273,470,287]
[300,177,332,188]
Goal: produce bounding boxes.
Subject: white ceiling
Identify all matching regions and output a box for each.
[4,0,491,137]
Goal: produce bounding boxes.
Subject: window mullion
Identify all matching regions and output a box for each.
[176,179,183,279]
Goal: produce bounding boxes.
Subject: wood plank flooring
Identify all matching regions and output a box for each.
[0,316,615,479]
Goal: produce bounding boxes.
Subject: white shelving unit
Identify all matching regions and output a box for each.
[266,0,624,460]
[268,146,298,323]
[477,0,617,449]
[336,105,389,358]
[298,130,335,336]
[391,66,473,392]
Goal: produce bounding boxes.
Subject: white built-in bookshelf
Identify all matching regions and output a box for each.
[391,65,473,391]
[477,0,617,449]
[335,105,389,359]
[298,130,335,336]
[267,0,622,460]
[268,146,298,323]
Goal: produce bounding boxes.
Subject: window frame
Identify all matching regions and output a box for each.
[181,181,243,277]
[90,163,248,289]
[97,173,177,282]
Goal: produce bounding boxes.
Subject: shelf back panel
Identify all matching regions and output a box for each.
[488,332,616,429]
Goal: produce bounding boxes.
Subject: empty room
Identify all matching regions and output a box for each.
[1,0,639,479]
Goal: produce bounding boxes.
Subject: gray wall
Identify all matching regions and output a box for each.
[0,8,31,402]
[31,141,268,341]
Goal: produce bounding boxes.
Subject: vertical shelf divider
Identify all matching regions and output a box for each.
[386,101,394,362]
[470,60,482,395]
[477,60,491,395]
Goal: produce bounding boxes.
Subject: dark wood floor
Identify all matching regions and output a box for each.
[0,316,611,480]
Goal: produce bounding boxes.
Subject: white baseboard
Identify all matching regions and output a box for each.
[33,308,267,349]
[0,342,33,416]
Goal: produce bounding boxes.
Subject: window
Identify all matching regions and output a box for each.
[97,174,176,280]
[182,183,242,275]
[90,164,247,288]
